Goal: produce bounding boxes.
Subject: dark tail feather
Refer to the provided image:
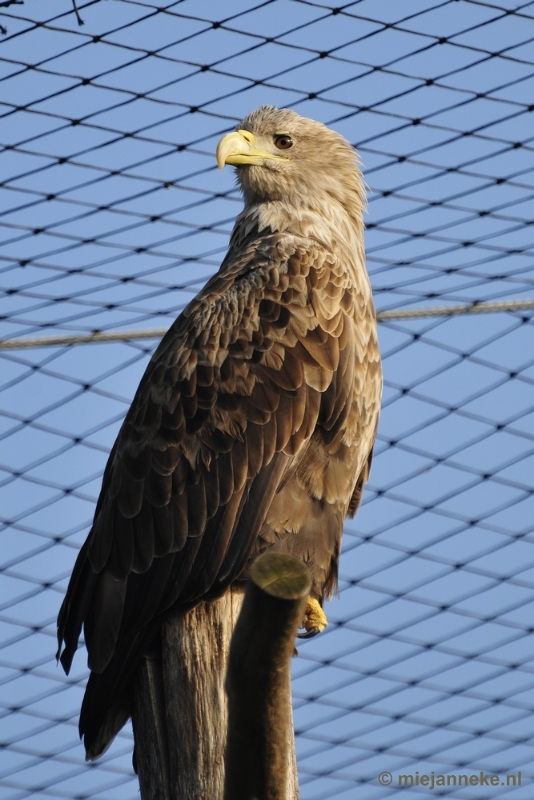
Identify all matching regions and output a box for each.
[57,539,98,674]
[81,672,131,760]
[79,621,163,759]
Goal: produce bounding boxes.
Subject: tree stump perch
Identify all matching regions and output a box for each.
[132,553,309,799]
[224,553,310,800]
[131,650,172,800]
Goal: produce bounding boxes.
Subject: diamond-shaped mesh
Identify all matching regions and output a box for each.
[1,1,533,797]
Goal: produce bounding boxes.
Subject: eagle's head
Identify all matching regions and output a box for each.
[216,105,366,229]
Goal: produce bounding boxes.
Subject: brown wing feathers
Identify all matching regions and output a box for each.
[61,245,304,559]
[57,231,376,757]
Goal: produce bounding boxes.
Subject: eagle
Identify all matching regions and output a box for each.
[57,106,382,759]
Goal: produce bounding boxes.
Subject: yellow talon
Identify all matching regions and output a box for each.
[298,597,328,638]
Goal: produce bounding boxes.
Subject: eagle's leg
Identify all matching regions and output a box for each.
[297,597,328,639]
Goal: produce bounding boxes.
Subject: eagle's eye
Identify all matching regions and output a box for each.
[274,134,293,150]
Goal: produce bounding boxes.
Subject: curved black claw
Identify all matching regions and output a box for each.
[297,626,322,639]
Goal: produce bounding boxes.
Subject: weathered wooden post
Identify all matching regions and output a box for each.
[225,553,309,800]
[131,552,307,799]
[132,587,245,800]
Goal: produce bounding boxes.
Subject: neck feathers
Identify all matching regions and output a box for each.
[231,190,365,258]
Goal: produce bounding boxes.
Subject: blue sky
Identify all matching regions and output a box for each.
[1,1,534,798]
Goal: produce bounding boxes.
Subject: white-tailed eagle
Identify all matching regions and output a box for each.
[57,106,382,759]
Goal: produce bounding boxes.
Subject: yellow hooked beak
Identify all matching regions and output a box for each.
[216,130,289,169]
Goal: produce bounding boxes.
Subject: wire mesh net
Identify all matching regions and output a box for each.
[1,0,534,797]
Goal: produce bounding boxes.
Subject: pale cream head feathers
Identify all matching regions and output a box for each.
[216,106,366,229]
